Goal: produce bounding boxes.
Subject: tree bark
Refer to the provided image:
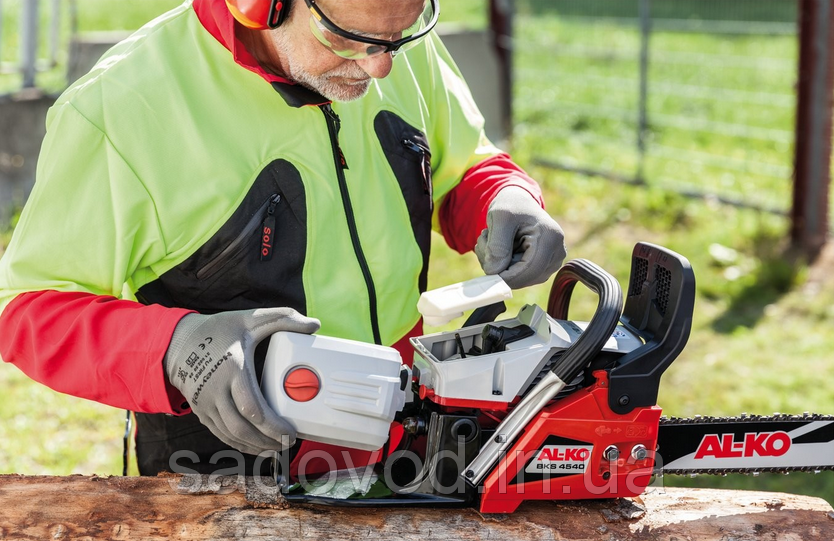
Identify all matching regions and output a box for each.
[0,474,832,540]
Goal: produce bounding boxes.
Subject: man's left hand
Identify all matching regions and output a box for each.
[474,186,567,289]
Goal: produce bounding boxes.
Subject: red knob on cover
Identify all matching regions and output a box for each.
[283,367,320,402]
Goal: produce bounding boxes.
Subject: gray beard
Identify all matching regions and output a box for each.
[276,34,372,102]
[291,67,372,102]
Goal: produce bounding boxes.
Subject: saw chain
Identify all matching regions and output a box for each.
[655,413,834,476]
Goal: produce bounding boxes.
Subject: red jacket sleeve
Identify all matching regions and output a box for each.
[439,153,544,254]
[0,290,193,414]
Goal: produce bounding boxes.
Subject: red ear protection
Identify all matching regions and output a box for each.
[225,0,291,30]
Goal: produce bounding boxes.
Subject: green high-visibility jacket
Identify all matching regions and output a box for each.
[0,0,542,475]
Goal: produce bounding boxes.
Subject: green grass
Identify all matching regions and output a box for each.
[517,0,798,23]
[1,0,833,506]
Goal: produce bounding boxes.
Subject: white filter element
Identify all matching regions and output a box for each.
[417,275,513,327]
[261,332,406,451]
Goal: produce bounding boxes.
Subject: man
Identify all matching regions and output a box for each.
[0,0,566,478]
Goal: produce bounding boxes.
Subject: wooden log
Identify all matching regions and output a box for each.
[0,474,832,540]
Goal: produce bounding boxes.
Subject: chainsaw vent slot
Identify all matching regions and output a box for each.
[629,257,649,297]
[655,265,672,315]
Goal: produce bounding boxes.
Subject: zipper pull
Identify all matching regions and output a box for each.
[402,138,429,155]
[321,104,349,170]
[402,139,433,198]
[321,104,341,134]
[338,147,350,170]
[260,194,281,261]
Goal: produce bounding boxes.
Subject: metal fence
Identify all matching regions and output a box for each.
[1,0,828,226]
[514,0,803,216]
[0,0,73,90]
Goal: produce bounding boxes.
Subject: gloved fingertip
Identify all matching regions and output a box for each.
[203,418,256,457]
[483,258,511,276]
[497,268,522,290]
[238,445,264,457]
[266,435,296,451]
[298,316,322,334]
[498,262,547,290]
[245,395,297,442]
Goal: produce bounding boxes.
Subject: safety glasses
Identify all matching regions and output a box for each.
[304,0,439,60]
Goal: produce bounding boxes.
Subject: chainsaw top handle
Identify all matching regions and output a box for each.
[546,258,624,385]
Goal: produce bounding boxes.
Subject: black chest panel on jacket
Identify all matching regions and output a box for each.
[136,159,308,314]
[374,111,433,293]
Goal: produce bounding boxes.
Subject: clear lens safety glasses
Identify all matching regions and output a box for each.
[305,0,439,60]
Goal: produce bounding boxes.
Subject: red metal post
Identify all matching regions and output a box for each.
[791,0,834,256]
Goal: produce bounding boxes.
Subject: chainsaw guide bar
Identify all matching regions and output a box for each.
[656,414,834,476]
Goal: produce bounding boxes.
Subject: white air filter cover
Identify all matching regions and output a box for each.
[261,332,405,451]
[417,275,513,327]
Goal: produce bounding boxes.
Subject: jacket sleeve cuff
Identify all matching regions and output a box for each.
[150,308,195,415]
[439,153,544,253]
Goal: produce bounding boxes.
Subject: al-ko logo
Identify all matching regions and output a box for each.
[694,431,791,459]
[526,445,594,474]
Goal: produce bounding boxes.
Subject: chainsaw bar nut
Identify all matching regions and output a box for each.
[631,444,648,461]
[603,445,620,462]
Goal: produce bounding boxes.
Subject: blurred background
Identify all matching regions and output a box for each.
[0,0,832,504]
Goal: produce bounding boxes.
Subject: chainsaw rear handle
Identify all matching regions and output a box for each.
[607,242,696,414]
[463,259,622,486]
[546,258,624,384]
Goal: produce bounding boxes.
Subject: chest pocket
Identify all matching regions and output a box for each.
[138,159,308,314]
[374,111,433,293]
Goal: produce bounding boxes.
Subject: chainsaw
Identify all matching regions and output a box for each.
[260,242,834,513]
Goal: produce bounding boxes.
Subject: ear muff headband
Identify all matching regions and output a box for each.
[225,0,291,30]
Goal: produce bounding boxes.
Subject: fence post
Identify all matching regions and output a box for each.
[791,0,834,256]
[0,0,4,72]
[49,0,61,67]
[489,0,514,140]
[20,0,40,88]
[636,0,651,184]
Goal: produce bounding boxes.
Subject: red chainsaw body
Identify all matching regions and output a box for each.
[478,371,661,514]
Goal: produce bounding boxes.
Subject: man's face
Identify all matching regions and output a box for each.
[269,0,427,102]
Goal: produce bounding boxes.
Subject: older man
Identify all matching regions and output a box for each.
[0,0,566,477]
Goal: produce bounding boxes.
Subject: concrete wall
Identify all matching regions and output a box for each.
[438,27,508,146]
[0,90,55,224]
[0,28,507,224]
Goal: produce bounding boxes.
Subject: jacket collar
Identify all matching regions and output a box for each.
[193,0,329,107]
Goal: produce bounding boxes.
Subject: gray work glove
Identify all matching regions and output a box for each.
[164,307,320,455]
[475,186,567,289]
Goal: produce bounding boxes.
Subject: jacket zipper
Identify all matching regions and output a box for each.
[196,193,281,280]
[259,194,281,261]
[320,103,382,345]
[401,138,433,199]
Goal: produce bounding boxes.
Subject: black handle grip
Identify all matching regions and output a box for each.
[545,259,623,384]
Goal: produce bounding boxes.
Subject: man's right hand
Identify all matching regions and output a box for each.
[164,308,320,456]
